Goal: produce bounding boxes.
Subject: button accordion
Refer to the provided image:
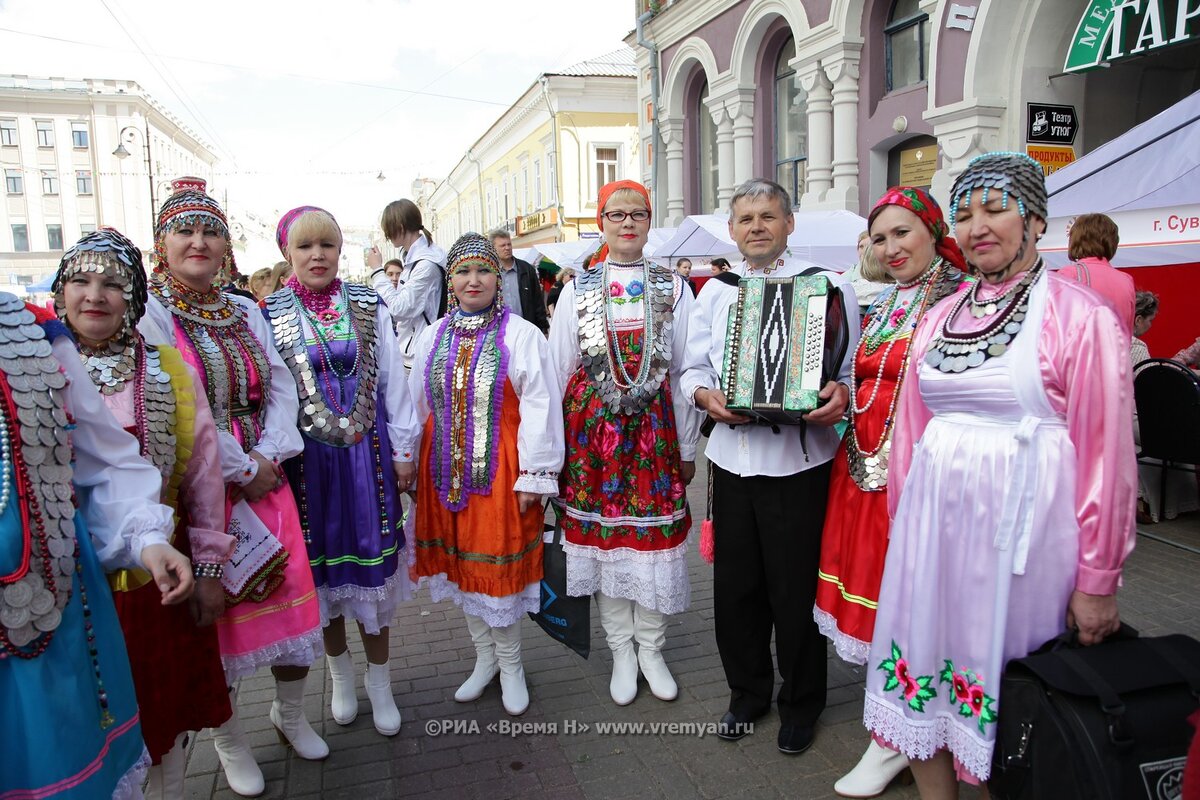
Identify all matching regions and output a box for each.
[720,274,849,425]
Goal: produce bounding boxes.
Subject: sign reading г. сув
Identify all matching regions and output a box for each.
[1028,103,1079,145]
[1065,0,1200,73]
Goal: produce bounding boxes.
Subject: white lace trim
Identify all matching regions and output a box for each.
[421,573,540,628]
[563,503,685,527]
[112,746,150,800]
[513,475,559,495]
[813,606,870,665]
[863,690,994,781]
[221,627,324,683]
[318,568,411,635]
[563,543,690,614]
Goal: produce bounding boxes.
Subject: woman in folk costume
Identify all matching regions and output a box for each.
[547,179,701,706]
[863,153,1136,797]
[409,233,564,717]
[0,291,193,799]
[263,207,417,736]
[53,228,235,799]
[811,188,967,798]
[142,177,324,797]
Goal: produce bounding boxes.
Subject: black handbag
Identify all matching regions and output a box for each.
[990,625,1200,800]
[527,506,590,659]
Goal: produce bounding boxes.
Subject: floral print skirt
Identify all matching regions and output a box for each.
[558,362,691,614]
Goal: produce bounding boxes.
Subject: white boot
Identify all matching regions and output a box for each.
[269,676,330,761]
[597,593,638,706]
[633,603,678,701]
[833,740,912,798]
[365,662,401,736]
[210,692,265,797]
[326,651,359,725]
[490,622,529,716]
[455,613,499,702]
[145,733,187,799]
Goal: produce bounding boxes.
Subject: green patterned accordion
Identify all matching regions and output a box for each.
[720,274,849,425]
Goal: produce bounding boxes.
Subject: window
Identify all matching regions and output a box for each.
[11,224,28,252]
[76,170,93,195]
[697,86,718,213]
[774,38,807,205]
[35,120,54,148]
[41,170,58,196]
[5,169,22,195]
[46,224,63,250]
[71,122,89,149]
[0,120,16,147]
[80,223,96,236]
[486,186,495,228]
[886,0,931,91]
[521,165,529,213]
[595,146,619,193]
[534,159,542,208]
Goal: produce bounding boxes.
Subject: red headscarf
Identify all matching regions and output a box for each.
[868,186,966,271]
[589,180,652,268]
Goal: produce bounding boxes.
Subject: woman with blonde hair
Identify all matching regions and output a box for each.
[263,206,417,737]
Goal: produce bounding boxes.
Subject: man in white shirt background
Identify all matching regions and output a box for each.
[681,178,860,756]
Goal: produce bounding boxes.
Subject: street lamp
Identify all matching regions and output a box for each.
[112,123,156,230]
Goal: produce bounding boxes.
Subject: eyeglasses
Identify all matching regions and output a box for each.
[601,209,650,223]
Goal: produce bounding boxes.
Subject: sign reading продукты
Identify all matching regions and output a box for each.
[1027,103,1078,146]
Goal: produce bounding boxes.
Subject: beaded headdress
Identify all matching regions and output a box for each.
[277,205,340,256]
[868,186,967,272]
[51,228,148,394]
[948,152,1048,224]
[445,232,503,312]
[151,176,236,287]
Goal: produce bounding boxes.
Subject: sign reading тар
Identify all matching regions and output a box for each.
[1027,145,1077,176]
[1065,0,1200,73]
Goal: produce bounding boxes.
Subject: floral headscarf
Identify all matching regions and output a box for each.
[868,186,966,271]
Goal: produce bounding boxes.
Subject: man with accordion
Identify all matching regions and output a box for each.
[681,178,860,756]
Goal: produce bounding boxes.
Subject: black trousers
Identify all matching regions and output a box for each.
[712,461,832,726]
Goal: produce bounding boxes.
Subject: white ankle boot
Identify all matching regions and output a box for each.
[145,733,187,799]
[834,740,912,798]
[270,676,330,761]
[365,662,401,736]
[597,594,638,705]
[633,604,677,701]
[326,651,358,725]
[491,622,529,716]
[455,613,499,702]
[210,692,265,797]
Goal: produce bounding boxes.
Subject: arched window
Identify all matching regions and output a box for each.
[774,37,806,205]
[885,0,930,91]
[698,81,719,213]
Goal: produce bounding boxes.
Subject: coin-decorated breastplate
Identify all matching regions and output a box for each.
[574,259,675,414]
[264,283,379,448]
[0,296,78,658]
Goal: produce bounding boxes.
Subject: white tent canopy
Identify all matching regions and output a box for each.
[654,210,866,272]
[514,238,602,272]
[1042,89,1200,268]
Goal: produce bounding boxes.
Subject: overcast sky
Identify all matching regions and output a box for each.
[0,0,634,255]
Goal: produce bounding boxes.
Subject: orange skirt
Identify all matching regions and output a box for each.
[414,380,543,598]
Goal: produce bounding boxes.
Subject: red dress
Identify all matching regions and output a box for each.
[814,333,912,665]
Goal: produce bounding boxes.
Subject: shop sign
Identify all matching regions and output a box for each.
[1026,145,1077,176]
[1027,103,1078,145]
[516,207,558,236]
[898,145,938,186]
[1064,0,1200,74]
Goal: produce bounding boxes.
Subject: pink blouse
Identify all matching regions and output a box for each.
[889,270,1137,596]
[103,360,233,565]
[1058,257,1135,336]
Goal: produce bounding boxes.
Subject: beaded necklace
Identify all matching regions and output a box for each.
[846,258,962,492]
[425,304,510,511]
[264,283,379,447]
[925,259,1044,374]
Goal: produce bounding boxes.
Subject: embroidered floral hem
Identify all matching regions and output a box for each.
[864,690,993,781]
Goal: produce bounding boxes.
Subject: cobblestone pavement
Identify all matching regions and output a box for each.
[181,457,1200,800]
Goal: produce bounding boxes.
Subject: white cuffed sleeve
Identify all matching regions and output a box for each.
[506,318,565,495]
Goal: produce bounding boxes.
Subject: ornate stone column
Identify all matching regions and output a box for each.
[924,101,1006,205]
[705,96,735,211]
[796,61,832,206]
[660,119,685,225]
[726,88,756,189]
[824,47,862,211]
